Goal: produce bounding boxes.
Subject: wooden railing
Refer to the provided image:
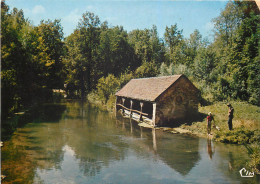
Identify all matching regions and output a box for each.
[116,104,149,116]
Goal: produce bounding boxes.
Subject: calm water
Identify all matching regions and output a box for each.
[1,101,259,184]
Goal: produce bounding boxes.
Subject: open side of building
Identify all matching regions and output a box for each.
[115,74,200,126]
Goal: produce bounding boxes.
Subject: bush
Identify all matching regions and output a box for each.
[214,128,260,144]
[106,94,116,112]
[135,61,158,78]
[96,74,120,103]
[244,144,260,174]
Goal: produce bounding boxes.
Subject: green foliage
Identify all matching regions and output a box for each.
[244,144,260,174]
[193,48,216,83]
[1,2,65,121]
[210,1,259,104]
[135,61,159,78]
[214,128,259,144]
[106,94,117,112]
[96,74,120,103]
[98,26,138,76]
[159,62,174,76]
[128,26,165,66]
[212,1,242,48]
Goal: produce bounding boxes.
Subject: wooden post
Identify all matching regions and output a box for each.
[152,103,156,127]
[130,100,133,118]
[122,98,125,114]
[115,96,118,116]
[139,102,143,121]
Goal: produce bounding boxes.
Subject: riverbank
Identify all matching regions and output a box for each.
[88,93,260,144]
[179,102,260,144]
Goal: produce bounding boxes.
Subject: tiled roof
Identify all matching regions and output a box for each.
[115,75,183,102]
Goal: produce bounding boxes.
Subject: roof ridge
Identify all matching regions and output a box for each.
[132,74,182,80]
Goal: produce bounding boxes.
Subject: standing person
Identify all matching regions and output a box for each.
[227,103,234,130]
[207,112,214,135]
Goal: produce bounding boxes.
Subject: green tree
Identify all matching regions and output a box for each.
[1,4,32,117]
[135,61,159,78]
[78,12,101,97]
[164,24,185,65]
[210,0,259,103]
[64,12,102,99]
[98,26,137,77]
[128,26,165,66]
[34,20,65,89]
[184,29,204,67]
[213,1,242,48]
[193,47,217,84]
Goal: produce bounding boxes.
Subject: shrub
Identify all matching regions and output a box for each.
[214,128,259,144]
[96,74,120,103]
[244,144,260,174]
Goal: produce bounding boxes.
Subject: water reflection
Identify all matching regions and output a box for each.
[207,138,214,160]
[228,152,234,171]
[152,128,157,152]
[151,130,200,176]
[2,101,259,184]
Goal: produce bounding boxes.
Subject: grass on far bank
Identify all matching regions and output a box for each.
[180,101,260,144]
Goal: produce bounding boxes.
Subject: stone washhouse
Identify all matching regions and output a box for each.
[115,75,200,126]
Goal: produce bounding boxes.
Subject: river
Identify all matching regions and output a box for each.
[1,101,258,184]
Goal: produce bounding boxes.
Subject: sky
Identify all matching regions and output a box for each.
[7,0,228,39]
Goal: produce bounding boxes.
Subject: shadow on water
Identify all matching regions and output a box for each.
[1,103,66,141]
[29,104,66,122]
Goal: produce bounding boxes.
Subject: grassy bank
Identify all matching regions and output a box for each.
[181,101,260,174]
[180,102,260,144]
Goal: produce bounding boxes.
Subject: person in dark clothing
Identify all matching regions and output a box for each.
[227,103,234,130]
[207,112,214,135]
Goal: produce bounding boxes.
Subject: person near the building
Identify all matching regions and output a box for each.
[207,112,214,135]
[227,103,234,130]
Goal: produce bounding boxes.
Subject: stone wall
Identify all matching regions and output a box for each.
[155,77,199,125]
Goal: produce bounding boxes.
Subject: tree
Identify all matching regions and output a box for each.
[98,26,137,77]
[209,0,259,103]
[164,24,185,65]
[128,26,165,66]
[193,47,217,84]
[128,29,152,64]
[184,29,204,67]
[34,20,65,89]
[213,1,242,48]
[1,4,32,117]
[1,2,66,119]
[63,12,102,99]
